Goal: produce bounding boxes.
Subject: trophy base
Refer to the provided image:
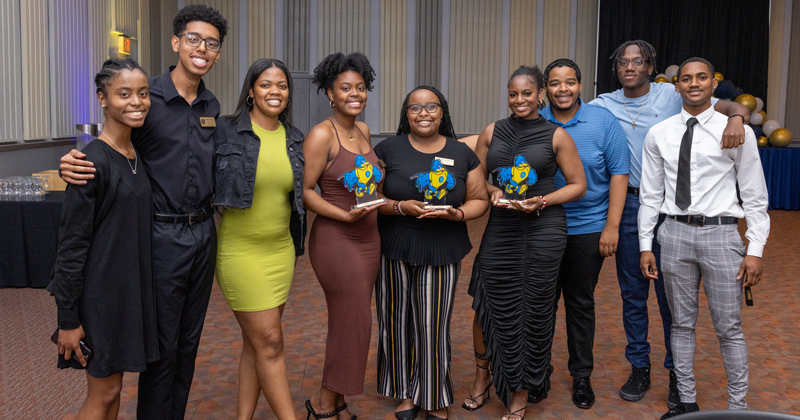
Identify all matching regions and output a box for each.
[351,198,386,210]
[423,205,453,210]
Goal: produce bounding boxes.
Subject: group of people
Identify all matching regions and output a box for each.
[47,4,769,420]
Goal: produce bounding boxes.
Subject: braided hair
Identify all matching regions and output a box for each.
[610,40,657,75]
[311,52,376,95]
[396,86,457,139]
[94,58,147,96]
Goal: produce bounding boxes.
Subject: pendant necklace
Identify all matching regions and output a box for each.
[622,88,651,129]
[331,115,357,142]
[102,132,138,174]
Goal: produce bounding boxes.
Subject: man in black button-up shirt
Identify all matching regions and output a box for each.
[60,5,227,419]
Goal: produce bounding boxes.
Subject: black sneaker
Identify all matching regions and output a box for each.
[667,370,680,409]
[660,402,699,419]
[619,365,651,402]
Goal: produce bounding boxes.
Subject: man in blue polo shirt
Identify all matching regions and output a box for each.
[541,58,629,410]
[591,40,750,408]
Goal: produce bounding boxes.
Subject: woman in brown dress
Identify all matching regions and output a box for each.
[302,52,384,420]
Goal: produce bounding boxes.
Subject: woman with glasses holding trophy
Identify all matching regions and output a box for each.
[372,86,488,420]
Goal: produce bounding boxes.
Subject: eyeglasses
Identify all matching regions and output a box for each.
[408,102,441,114]
[616,57,646,69]
[177,33,221,52]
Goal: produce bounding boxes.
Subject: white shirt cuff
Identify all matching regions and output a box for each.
[746,242,764,258]
[639,239,652,252]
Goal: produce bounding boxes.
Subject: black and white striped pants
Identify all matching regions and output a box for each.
[376,256,460,411]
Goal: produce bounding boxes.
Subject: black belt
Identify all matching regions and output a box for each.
[627,186,639,197]
[154,206,214,225]
[669,215,739,227]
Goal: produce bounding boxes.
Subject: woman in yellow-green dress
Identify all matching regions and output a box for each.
[213,58,305,420]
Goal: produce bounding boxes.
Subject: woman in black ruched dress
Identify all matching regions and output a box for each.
[466,65,586,420]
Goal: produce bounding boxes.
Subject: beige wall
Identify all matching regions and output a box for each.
[0,0,794,144]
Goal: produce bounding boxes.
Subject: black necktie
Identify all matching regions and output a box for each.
[675,117,698,210]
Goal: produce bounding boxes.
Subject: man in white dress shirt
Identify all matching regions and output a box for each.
[638,57,769,419]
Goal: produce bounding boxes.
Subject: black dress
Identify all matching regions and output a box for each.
[468,116,567,406]
[48,139,158,378]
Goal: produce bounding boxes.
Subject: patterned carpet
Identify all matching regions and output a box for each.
[2,210,799,419]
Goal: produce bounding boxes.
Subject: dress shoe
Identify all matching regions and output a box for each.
[660,402,699,419]
[667,370,680,409]
[572,376,595,409]
[425,408,447,419]
[619,365,650,402]
[395,406,418,420]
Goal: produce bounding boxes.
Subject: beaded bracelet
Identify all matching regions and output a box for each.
[728,114,745,124]
[457,208,465,221]
[393,200,400,215]
[539,196,547,209]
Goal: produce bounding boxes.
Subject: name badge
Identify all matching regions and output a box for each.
[200,117,216,128]
[435,157,454,166]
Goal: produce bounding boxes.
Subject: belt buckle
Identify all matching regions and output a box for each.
[188,211,199,225]
[697,216,705,227]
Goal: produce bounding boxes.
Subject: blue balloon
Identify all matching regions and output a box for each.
[714,80,735,100]
[731,86,744,100]
[751,124,764,139]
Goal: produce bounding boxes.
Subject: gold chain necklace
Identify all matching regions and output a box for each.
[101,132,137,174]
[331,116,357,142]
[622,88,651,129]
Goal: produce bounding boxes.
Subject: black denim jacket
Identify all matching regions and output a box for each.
[213,113,306,256]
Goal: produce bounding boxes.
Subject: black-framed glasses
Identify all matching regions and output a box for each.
[408,102,441,114]
[177,33,222,52]
[616,57,646,69]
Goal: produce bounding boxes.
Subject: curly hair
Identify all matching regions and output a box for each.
[311,52,376,94]
[610,40,656,75]
[509,65,545,91]
[95,58,147,96]
[396,86,457,139]
[173,4,228,43]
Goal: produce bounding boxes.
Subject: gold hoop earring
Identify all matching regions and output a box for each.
[247,96,255,106]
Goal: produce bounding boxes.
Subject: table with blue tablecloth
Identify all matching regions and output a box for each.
[0,192,64,288]
[759,147,800,210]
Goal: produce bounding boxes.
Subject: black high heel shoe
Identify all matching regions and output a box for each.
[305,400,357,420]
[462,351,492,411]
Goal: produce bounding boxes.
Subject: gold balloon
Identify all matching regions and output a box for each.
[655,76,669,83]
[671,75,678,83]
[735,94,757,112]
[769,128,793,147]
[714,72,724,82]
[757,136,768,147]
[758,110,767,125]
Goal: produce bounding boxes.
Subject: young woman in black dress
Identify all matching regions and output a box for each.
[48,59,157,419]
[466,66,586,420]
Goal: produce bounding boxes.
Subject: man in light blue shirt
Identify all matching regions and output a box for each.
[591,40,750,408]
[543,58,629,410]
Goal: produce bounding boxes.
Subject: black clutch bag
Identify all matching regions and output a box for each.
[50,328,93,369]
